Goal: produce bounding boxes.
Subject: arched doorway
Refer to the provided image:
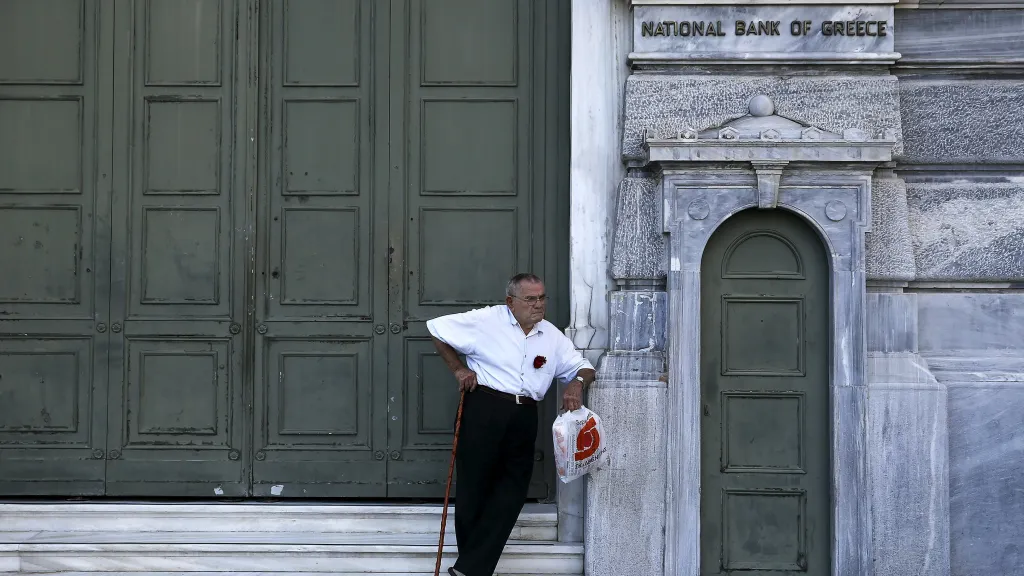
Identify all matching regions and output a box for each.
[699,209,831,575]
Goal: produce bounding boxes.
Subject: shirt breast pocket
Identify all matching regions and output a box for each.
[536,361,556,382]
[528,352,552,374]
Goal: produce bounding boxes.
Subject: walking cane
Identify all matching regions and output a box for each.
[435,388,466,576]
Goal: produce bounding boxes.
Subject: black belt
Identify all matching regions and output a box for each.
[477,385,537,405]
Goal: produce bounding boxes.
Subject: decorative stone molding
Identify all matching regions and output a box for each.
[751,161,787,209]
[641,96,896,576]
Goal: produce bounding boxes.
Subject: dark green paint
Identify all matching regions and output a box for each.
[0,0,110,496]
[102,0,250,497]
[700,210,831,575]
[0,0,567,499]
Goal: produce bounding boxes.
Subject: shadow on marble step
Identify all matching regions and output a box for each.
[0,569,577,573]
[0,542,584,575]
[0,533,552,546]
[0,503,556,541]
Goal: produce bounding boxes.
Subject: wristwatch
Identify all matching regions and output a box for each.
[573,375,586,387]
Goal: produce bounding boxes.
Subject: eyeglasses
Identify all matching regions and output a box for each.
[512,295,547,305]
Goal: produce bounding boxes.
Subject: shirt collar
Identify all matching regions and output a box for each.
[505,305,543,336]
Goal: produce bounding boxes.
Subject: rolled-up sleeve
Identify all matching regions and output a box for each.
[552,335,594,384]
[425,308,487,356]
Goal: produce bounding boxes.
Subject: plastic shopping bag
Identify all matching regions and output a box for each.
[552,405,608,483]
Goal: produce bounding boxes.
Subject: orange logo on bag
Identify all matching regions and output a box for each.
[575,417,601,461]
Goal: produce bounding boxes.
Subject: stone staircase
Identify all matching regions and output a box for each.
[0,502,582,575]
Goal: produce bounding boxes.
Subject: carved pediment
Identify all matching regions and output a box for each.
[696,95,841,141]
[641,95,896,166]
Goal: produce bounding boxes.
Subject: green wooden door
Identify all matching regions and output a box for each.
[700,210,831,575]
[384,0,561,499]
[104,0,252,496]
[250,0,390,498]
[0,0,112,495]
[0,0,566,498]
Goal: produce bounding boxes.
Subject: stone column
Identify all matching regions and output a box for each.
[585,170,670,576]
[563,0,631,544]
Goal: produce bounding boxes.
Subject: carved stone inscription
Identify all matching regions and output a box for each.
[633,5,895,57]
[642,19,888,38]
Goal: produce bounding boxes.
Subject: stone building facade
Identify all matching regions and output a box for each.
[0,0,1022,574]
[570,1,1024,575]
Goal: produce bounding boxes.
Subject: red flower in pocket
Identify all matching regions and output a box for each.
[533,355,546,369]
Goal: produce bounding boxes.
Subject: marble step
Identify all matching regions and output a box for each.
[0,534,583,574]
[0,503,557,541]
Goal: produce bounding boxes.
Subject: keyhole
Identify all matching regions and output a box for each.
[703,404,710,417]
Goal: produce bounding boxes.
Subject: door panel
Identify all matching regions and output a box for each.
[700,210,830,575]
[0,0,111,495]
[387,0,557,499]
[251,0,390,497]
[105,0,249,496]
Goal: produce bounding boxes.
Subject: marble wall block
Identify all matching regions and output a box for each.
[897,80,1024,165]
[621,74,904,163]
[866,176,917,282]
[584,378,667,576]
[866,292,919,353]
[907,183,1024,281]
[926,356,1024,576]
[867,353,950,576]
[894,9,1024,65]
[917,294,1024,576]
[610,173,666,282]
[918,293,1024,353]
[609,291,668,353]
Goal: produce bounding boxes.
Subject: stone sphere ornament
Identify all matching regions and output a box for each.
[749,95,775,117]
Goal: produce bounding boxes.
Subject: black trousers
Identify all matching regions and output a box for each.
[452,387,538,576]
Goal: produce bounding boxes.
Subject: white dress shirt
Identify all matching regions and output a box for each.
[426,305,594,401]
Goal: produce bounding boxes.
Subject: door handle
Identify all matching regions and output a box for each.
[389,323,401,334]
[375,324,386,335]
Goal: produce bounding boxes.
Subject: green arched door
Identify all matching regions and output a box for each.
[699,209,831,575]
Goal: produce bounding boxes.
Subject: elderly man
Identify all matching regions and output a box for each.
[427,273,596,576]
